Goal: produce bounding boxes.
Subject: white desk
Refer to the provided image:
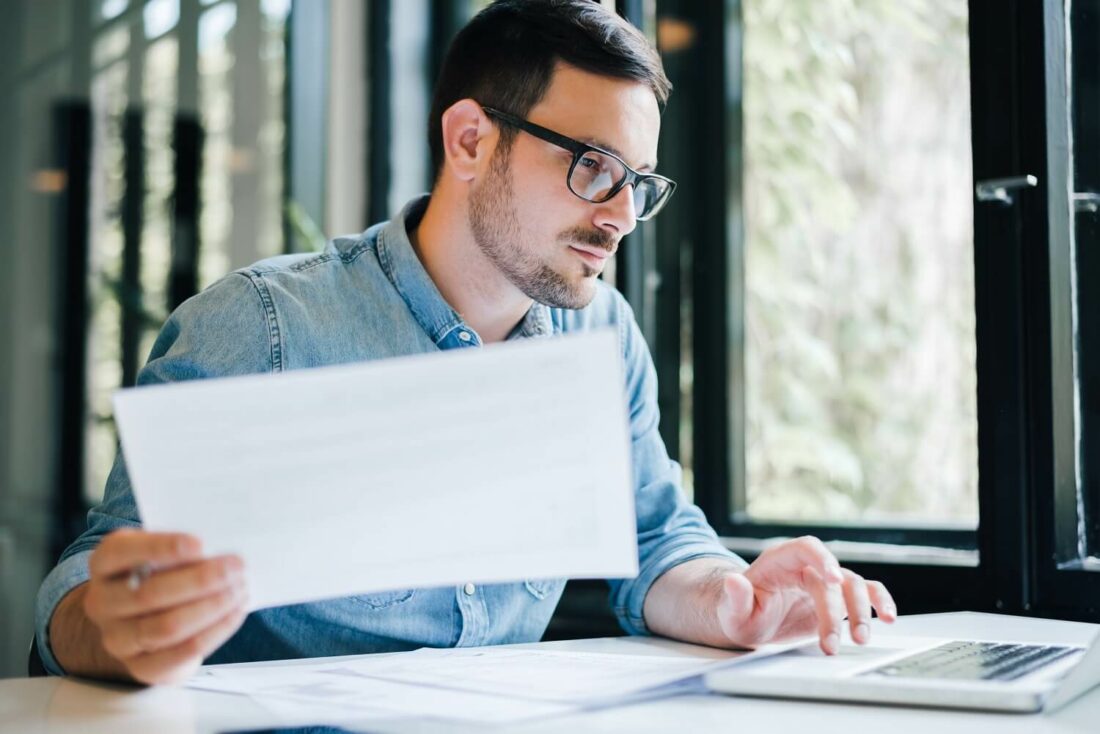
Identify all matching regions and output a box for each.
[2,612,1098,733]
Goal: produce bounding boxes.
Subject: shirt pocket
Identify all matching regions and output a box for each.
[523,579,560,601]
[352,589,417,610]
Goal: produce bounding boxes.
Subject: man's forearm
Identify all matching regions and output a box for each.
[642,557,745,648]
[48,583,131,681]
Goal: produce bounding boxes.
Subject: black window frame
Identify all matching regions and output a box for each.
[1071,0,1100,569]
[1033,0,1100,619]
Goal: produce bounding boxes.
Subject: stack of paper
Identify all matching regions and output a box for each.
[189,644,786,728]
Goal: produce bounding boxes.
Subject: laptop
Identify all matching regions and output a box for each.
[705,629,1100,713]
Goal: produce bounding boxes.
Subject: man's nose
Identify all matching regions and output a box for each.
[593,184,638,237]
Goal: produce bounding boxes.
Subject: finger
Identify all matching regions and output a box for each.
[133,584,248,654]
[867,580,898,623]
[101,582,246,660]
[126,603,249,686]
[89,555,245,619]
[841,570,872,644]
[89,530,203,579]
[756,536,843,585]
[803,566,846,655]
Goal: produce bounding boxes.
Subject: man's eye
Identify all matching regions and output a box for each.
[579,155,600,170]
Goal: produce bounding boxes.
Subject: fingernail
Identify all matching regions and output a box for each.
[855,623,869,643]
[825,633,840,654]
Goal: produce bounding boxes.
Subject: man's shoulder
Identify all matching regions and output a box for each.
[163,224,388,336]
[178,224,387,318]
[238,225,383,283]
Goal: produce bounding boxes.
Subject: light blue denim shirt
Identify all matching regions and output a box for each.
[35,195,741,675]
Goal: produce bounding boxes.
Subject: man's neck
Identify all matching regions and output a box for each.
[410,194,533,344]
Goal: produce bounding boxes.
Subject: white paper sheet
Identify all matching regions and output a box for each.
[113,330,637,610]
[190,665,577,725]
[305,645,787,703]
[188,643,802,727]
[191,644,789,709]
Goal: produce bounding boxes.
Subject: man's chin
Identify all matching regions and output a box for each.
[558,278,599,310]
[531,279,597,310]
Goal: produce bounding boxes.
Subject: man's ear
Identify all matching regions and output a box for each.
[439,99,495,183]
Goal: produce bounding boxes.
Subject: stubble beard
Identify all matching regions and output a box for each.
[468,148,599,310]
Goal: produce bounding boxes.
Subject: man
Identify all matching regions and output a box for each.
[36,0,896,685]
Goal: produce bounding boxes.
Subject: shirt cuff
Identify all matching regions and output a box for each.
[35,550,93,676]
[613,541,746,636]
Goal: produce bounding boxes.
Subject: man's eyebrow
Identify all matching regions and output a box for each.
[578,136,657,172]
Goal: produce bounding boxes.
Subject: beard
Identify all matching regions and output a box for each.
[467,148,613,310]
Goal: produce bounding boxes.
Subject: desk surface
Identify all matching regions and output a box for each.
[2,612,1098,734]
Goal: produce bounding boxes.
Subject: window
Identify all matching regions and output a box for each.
[40,0,483,552]
[635,0,1100,619]
[738,0,977,529]
[80,0,290,507]
[649,0,977,558]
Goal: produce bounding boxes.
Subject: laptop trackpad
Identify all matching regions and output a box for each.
[743,636,944,678]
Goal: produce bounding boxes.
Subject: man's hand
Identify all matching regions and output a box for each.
[643,537,897,654]
[716,536,896,654]
[51,529,248,685]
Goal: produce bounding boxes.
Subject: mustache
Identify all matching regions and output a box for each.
[561,227,617,253]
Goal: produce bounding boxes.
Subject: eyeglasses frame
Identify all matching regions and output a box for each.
[480,105,677,221]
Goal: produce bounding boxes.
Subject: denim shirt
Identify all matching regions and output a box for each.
[35,195,741,675]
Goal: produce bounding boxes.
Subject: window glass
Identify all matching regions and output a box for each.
[740,0,977,525]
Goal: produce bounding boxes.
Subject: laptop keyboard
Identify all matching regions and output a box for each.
[865,641,1081,682]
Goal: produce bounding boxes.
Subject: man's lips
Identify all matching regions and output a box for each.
[569,245,614,265]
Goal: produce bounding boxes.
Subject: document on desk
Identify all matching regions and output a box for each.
[190,643,793,714]
[113,330,637,610]
[309,645,790,704]
[190,663,579,725]
[187,650,755,727]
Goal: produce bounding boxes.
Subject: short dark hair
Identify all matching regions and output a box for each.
[428,0,671,181]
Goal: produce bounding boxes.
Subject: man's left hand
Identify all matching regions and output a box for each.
[715,536,897,654]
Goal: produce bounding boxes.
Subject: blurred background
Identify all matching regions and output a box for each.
[1,0,1096,678]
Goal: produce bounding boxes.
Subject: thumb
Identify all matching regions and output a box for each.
[716,572,756,643]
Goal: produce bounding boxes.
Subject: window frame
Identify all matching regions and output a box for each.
[1071,0,1100,568]
[1032,0,1100,619]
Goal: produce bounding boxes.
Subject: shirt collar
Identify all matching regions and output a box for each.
[376,195,554,347]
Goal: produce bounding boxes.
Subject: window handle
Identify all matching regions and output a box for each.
[975,175,1038,206]
[1073,192,1100,214]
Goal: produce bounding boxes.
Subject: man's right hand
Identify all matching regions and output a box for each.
[50,529,248,685]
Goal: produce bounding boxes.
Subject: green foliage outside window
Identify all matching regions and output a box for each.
[742,0,977,524]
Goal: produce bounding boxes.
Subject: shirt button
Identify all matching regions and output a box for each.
[463,583,476,595]
[458,331,472,342]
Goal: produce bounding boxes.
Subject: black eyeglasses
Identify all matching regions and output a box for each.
[481,106,676,221]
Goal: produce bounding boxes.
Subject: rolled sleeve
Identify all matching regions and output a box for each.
[34,551,93,675]
[607,295,746,635]
[33,450,143,675]
[613,541,744,636]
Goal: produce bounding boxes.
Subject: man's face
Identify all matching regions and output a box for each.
[467,63,662,309]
